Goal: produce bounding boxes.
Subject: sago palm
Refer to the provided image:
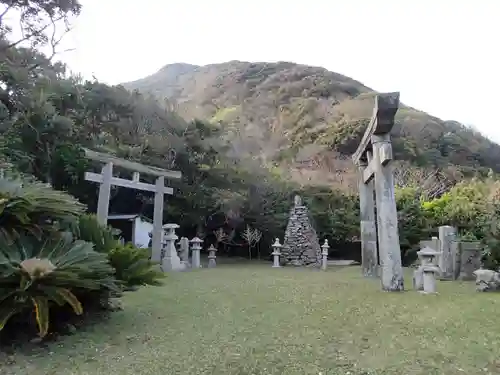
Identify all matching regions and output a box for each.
[0,233,119,337]
[0,176,85,244]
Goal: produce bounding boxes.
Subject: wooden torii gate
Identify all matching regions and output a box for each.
[83,149,182,263]
[352,92,404,291]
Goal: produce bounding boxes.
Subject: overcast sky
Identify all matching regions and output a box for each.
[56,0,499,142]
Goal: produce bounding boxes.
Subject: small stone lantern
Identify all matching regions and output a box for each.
[271,238,282,268]
[321,239,329,270]
[161,224,184,271]
[417,246,441,294]
[190,237,203,269]
[208,244,217,268]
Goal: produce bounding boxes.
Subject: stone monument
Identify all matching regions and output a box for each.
[280,195,322,267]
[161,224,185,271]
[178,237,190,268]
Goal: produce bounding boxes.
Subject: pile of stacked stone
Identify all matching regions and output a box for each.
[281,195,322,267]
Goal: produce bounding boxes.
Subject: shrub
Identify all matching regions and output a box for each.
[74,214,163,289]
[396,187,430,265]
[109,243,163,290]
[0,234,119,337]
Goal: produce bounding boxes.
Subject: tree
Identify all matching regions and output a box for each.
[0,0,81,59]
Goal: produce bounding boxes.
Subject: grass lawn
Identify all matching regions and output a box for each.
[2,264,500,375]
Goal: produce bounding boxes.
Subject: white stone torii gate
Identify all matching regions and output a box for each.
[83,148,182,263]
[352,92,404,292]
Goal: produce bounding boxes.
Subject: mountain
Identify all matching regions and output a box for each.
[122,61,500,190]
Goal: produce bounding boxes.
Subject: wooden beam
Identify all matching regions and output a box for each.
[85,172,173,194]
[352,92,400,165]
[363,162,375,184]
[362,142,393,184]
[84,148,182,179]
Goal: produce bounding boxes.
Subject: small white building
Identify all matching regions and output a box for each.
[107,214,153,248]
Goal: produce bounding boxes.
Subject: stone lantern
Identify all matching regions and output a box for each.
[416,246,441,294]
[271,238,282,268]
[321,239,329,271]
[208,244,217,268]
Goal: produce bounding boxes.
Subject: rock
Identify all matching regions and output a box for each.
[473,269,500,292]
[281,195,322,267]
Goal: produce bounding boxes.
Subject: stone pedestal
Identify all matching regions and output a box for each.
[190,237,203,269]
[271,238,282,268]
[208,244,217,268]
[321,239,329,271]
[421,265,440,294]
[438,226,456,280]
[413,268,424,291]
[161,224,185,272]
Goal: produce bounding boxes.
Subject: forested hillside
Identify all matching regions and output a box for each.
[2,0,500,264]
[1,25,354,252]
[124,62,500,189]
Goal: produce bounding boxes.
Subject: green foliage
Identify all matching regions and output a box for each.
[109,243,164,289]
[422,178,500,268]
[302,186,359,243]
[73,214,120,253]
[74,214,163,289]
[395,187,430,265]
[0,234,118,337]
[0,176,85,243]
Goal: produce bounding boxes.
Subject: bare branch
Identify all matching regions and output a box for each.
[0,3,13,24]
[2,13,66,51]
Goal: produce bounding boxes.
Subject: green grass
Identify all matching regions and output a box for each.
[3,265,500,375]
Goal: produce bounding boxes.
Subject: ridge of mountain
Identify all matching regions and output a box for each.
[122,61,500,189]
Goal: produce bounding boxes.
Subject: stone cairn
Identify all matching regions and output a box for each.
[281,195,322,267]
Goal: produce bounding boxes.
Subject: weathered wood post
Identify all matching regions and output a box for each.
[96,162,113,225]
[352,93,404,291]
[208,244,217,268]
[438,225,457,280]
[151,176,165,262]
[321,239,329,271]
[271,238,282,268]
[190,237,203,269]
[358,151,378,278]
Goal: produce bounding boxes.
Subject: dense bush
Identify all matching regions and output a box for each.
[74,214,163,289]
[422,178,500,268]
[396,187,430,265]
